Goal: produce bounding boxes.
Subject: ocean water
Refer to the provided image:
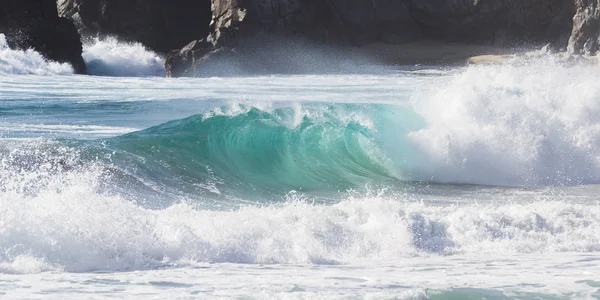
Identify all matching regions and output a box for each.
[0,34,600,299]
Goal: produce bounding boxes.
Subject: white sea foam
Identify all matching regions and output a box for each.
[82,37,165,77]
[0,123,139,139]
[2,179,599,274]
[0,34,74,75]
[407,59,600,186]
[0,142,599,274]
[0,34,165,77]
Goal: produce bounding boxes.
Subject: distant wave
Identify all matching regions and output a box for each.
[82,37,165,77]
[0,34,73,75]
[0,34,165,77]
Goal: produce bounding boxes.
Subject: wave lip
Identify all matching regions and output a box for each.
[104,104,406,197]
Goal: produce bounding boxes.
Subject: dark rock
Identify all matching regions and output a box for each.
[167,37,374,77]
[317,0,422,45]
[167,0,423,77]
[57,0,213,53]
[407,0,575,48]
[165,39,216,77]
[0,0,86,74]
[168,0,578,77]
[568,0,600,55]
[208,0,421,47]
[207,0,574,50]
[58,0,421,52]
[540,43,558,54]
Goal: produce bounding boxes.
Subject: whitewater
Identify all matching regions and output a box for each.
[0,34,600,299]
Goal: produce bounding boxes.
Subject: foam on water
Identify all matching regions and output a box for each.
[0,140,599,274]
[0,123,139,139]
[0,34,73,75]
[82,37,165,77]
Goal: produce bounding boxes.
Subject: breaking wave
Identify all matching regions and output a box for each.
[0,139,598,274]
[0,34,165,76]
[0,34,73,75]
[82,37,165,77]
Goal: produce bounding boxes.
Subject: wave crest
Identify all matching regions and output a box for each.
[408,60,600,186]
[105,104,410,198]
[82,37,165,77]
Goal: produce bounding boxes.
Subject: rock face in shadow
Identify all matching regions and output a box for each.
[408,0,575,48]
[53,0,580,77]
[167,0,577,77]
[206,0,421,47]
[165,40,218,77]
[167,0,423,77]
[568,0,600,55]
[0,0,86,74]
[57,0,213,53]
[215,0,422,45]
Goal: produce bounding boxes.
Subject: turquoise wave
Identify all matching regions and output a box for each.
[97,104,425,200]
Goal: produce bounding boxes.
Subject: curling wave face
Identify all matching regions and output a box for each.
[98,104,424,198]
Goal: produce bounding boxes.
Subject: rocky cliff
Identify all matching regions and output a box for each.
[167,0,425,77]
[56,0,212,53]
[205,0,574,48]
[569,0,600,55]
[165,0,576,77]
[45,0,600,77]
[0,0,86,74]
[408,0,574,47]
[207,0,422,46]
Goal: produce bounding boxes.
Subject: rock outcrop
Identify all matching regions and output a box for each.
[53,0,583,77]
[166,0,426,77]
[56,0,212,53]
[165,40,220,77]
[408,0,575,48]
[167,0,577,77]
[568,0,600,55]
[205,0,422,48]
[0,0,86,74]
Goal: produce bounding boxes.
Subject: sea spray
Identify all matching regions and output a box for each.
[0,34,165,77]
[0,34,73,75]
[82,37,165,77]
[407,59,600,186]
[1,163,599,274]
